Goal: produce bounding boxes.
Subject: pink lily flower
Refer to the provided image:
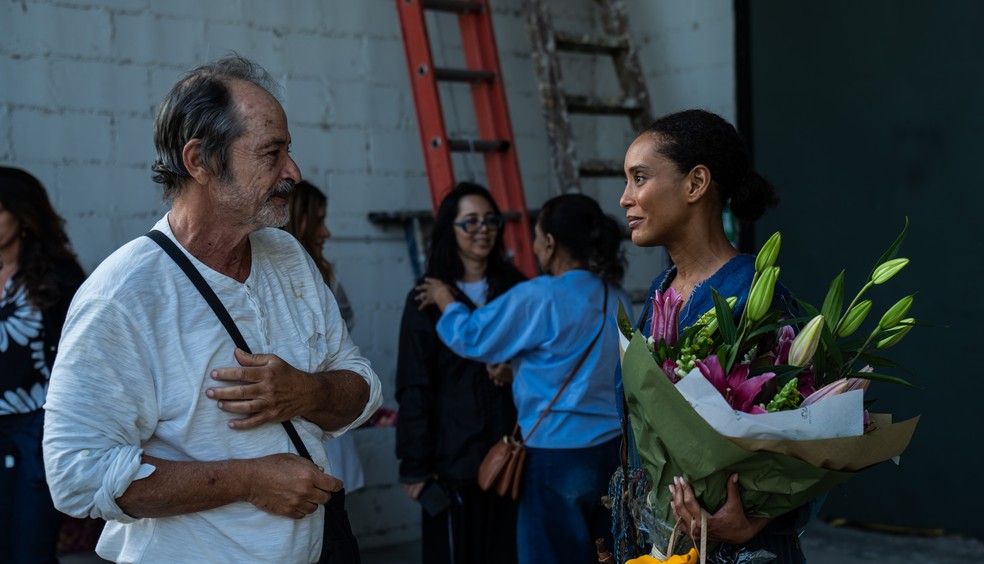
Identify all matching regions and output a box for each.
[801,373,871,406]
[695,355,775,414]
[773,325,796,365]
[773,325,816,396]
[649,287,684,347]
[859,366,873,432]
[661,359,680,384]
[796,368,816,398]
[801,376,870,429]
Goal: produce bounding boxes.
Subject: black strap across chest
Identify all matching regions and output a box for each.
[144,229,313,461]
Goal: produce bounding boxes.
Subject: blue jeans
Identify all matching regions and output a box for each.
[0,410,62,563]
[517,438,619,564]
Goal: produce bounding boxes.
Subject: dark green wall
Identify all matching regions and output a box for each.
[748,1,984,537]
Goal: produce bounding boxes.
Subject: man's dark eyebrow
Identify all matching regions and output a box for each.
[257,138,288,151]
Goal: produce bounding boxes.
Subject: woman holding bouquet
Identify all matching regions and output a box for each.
[615,109,812,562]
[396,182,526,564]
[415,193,630,564]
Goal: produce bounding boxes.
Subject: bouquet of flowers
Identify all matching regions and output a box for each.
[618,220,920,563]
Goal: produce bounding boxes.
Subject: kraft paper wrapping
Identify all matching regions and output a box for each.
[620,325,919,551]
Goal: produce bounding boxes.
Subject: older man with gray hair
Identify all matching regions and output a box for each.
[42,55,381,563]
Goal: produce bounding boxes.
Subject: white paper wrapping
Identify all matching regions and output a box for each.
[674,368,864,440]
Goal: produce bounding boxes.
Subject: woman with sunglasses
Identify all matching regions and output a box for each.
[396,182,526,564]
[415,193,630,564]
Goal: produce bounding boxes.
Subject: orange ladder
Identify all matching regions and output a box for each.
[396,0,537,277]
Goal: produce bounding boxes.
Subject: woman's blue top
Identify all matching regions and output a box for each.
[436,269,629,449]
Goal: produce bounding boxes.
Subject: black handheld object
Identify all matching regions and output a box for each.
[418,480,452,517]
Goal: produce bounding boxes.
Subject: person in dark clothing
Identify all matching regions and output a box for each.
[396,182,525,564]
[0,166,86,563]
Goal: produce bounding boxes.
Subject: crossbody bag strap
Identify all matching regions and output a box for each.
[145,229,313,462]
[522,283,609,443]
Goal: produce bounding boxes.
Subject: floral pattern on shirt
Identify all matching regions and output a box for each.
[1,280,42,350]
[1,279,46,414]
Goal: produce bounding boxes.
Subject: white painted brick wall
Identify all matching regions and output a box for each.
[0,0,735,550]
[113,12,207,65]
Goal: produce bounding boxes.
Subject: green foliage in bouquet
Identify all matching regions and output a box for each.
[620,332,919,552]
[640,218,917,414]
[617,218,922,557]
[795,218,916,390]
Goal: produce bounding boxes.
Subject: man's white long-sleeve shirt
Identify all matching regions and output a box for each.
[43,215,382,563]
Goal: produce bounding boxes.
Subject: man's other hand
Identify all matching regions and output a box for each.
[244,454,342,519]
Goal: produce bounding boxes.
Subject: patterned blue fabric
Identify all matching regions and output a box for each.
[0,279,47,415]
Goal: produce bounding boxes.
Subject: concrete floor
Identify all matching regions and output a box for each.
[801,520,984,564]
[59,541,416,564]
[59,520,984,563]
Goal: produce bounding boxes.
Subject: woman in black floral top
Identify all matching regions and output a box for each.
[0,166,85,562]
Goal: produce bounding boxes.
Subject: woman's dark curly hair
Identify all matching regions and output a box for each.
[426,182,525,300]
[0,166,83,310]
[537,193,625,286]
[640,109,778,222]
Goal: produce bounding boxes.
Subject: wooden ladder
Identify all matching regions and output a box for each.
[396,0,537,277]
[523,0,654,194]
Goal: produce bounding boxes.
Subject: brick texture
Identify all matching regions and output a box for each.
[0,0,734,549]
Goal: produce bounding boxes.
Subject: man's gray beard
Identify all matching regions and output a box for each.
[249,201,290,228]
[238,180,294,228]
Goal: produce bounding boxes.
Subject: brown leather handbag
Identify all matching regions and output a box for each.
[477,430,526,500]
[477,284,608,501]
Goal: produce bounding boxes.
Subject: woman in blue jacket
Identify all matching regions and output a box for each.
[416,193,630,564]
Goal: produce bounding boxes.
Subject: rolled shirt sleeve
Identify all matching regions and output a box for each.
[43,298,160,521]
